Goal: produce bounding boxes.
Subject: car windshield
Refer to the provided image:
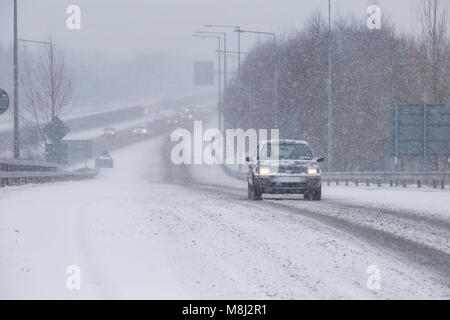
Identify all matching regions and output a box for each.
[259,143,313,160]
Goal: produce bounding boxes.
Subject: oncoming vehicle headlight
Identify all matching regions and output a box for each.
[307,166,319,175]
[258,166,271,175]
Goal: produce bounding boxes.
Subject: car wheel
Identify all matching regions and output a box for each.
[248,183,253,200]
[254,187,262,200]
[313,187,322,201]
[304,189,313,201]
[248,182,262,201]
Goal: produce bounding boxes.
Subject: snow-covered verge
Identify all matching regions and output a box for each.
[322,185,450,221]
[0,138,186,299]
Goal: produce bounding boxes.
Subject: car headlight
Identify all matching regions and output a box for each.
[307,166,319,175]
[258,166,271,175]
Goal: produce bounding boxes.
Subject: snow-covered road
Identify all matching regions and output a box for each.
[1,136,449,299]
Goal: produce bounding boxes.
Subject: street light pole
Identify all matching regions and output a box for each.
[216,50,251,127]
[237,26,241,75]
[204,25,241,77]
[13,0,19,159]
[193,34,224,131]
[218,37,221,120]
[50,43,54,119]
[327,0,333,172]
[237,29,278,128]
[195,31,227,92]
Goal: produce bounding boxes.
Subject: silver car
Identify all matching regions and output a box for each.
[246,140,324,200]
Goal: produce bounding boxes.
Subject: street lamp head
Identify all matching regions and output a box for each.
[204,24,239,29]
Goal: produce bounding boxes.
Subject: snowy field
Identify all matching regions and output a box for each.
[1,136,449,299]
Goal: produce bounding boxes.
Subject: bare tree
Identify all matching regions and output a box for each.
[417,0,449,103]
[20,36,73,143]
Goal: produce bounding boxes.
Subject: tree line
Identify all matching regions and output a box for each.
[223,1,449,171]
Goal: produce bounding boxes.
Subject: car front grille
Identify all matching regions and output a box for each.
[277,166,307,174]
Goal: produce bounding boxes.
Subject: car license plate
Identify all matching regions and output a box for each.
[276,176,306,183]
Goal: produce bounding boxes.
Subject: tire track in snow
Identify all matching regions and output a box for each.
[170,171,450,287]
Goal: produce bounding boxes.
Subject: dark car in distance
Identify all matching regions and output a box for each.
[95,150,114,168]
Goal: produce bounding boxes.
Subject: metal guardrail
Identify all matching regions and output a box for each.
[221,165,450,190]
[221,164,247,181]
[0,169,98,188]
[323,172,450,189]
[0,158,58,172]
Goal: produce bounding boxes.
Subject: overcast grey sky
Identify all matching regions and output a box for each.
[0,0,444,62]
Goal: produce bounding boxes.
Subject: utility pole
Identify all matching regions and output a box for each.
[327,0,333,172]
[13,0,19,159]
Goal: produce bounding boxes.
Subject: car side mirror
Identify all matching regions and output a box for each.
[316,156,325,163]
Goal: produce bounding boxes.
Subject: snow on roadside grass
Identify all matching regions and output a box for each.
[323,185,450,221]
[182,161,449,299]
[0,138,186,299]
